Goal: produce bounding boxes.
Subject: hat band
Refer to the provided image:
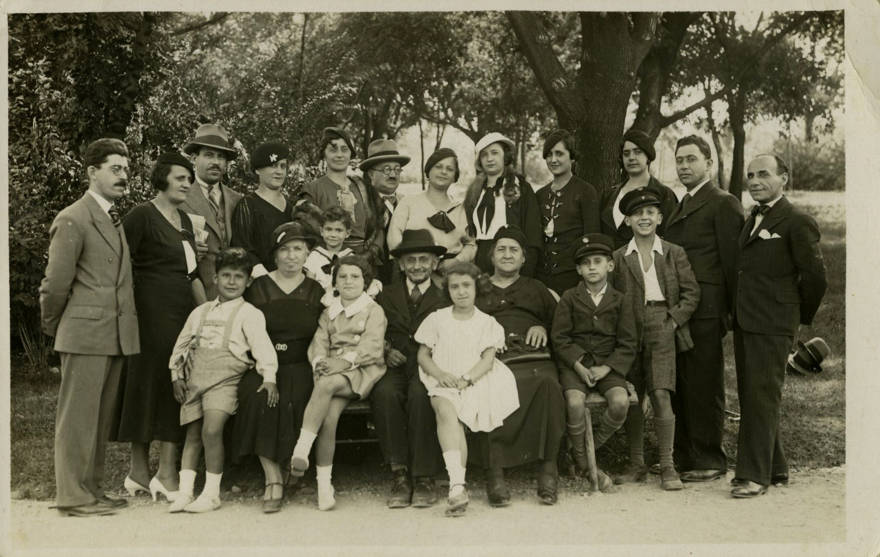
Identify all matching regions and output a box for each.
[191,135,235,150]
[366,150,402,159]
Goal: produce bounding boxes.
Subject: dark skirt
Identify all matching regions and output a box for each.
[231,361,314,464]
[468,359,565,468]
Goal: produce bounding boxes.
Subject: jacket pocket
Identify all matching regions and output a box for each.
[67,305,103,319]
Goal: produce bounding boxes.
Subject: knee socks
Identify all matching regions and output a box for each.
[655,415,676,469]
[625,404,646,466]
[593,409,626,449]
[566,418,588,460]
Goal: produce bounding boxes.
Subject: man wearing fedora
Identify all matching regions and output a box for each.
[359,138,411,284]
[181,123,243,299]
[730,154,826,498]
[40,138,140,516]
[371,229,449,508]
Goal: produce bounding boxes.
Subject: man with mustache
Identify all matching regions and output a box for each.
[40,138,140,516]
[181,123,243,299]
[359,139,411,284]
[663,135,744,482]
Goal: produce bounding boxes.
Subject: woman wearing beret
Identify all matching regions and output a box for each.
[231,142,294,276]
[464,133,543,277]
[300,127,384,267]
[387,147,476,276]
[230,220,324,512]
[536,129,601,296]
[599,129,678,249]
[115,152,206,501]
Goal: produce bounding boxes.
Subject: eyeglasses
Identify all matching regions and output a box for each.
[108,165,129,176]
[377,166,402,177]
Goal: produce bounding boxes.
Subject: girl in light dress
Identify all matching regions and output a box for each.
[414,262,519,516]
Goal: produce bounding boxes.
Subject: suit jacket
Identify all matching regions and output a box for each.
[734,196,827,336]
[180,181,242,299]
[39,193,139,355]
[662,181,744,323]
[611,239,700,351]
[377,281,450,375]
[551,283,637,376]
[599,176,678,249]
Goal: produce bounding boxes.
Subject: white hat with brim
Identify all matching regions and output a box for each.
[474,132,515,157]
[358,139,411,171]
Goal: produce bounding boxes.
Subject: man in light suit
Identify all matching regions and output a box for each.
[663,135,745,482]
[181,123,243,299]
[731,154,826,498]
[40,138,140,516]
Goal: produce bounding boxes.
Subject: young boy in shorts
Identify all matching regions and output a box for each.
[551,233,638,491]
[168,248,278,513]
[611,188,700,490]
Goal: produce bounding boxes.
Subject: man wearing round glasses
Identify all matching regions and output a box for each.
[359,139,411,284]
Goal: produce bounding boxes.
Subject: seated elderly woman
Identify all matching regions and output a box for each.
[472,226,566,506]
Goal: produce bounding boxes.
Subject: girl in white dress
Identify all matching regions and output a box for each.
[415,262,518,516]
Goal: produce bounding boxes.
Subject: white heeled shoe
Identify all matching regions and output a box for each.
[168,493,194,513]
[184,493,221,513]
[149,476,179,502]
[123,476,149,497]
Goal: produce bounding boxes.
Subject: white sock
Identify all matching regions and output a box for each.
[202,472,222,498]
[316,465,333,488]
[179,469,196,496]
[293,429,318,460]
[443,450,466,487]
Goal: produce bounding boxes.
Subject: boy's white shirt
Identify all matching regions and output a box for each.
[169,297,278,383]
[585,282,608,306]
[625,235,666,302]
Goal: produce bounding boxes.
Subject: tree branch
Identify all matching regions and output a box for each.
[659,11,815,128]
[170,12,231,36]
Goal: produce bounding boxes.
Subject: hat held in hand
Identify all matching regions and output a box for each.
[786,337,830,375]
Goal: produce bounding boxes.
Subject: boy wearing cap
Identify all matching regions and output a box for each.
[551,233,637,490]
[610,188,700,490]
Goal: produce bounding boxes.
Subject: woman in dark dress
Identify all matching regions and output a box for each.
[473,226,566,506]
[116,152,206,501]
[231,220,323,513]
[599,128,678,249]
[231,142,294,275]
[536,129,601,296]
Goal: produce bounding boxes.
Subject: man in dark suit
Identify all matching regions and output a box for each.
[371,229,449,508]
[181,123,243,299]
[40,138,141,516]
[663,135,745,482]
[731,154,827,498]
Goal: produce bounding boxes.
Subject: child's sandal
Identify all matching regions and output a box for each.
[445,485,468,517]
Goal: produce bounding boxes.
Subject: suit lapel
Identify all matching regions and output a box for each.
[745,197,790,246]
[83,194,122,256]
[185,183,221,238]
[221,185,238,234]
[416,285,444,320]
[667,182,712,226]
[624,250,646,293]
[655,245,670,298]
[594,286,617,313]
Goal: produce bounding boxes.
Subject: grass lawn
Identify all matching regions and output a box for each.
[9,190,845,500]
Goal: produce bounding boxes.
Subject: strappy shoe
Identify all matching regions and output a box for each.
[262,482,283,514]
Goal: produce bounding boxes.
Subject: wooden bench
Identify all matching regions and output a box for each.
[581,384,639,491]
[337,399,378,444]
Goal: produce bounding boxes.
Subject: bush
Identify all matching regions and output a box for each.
[774,137,844,191]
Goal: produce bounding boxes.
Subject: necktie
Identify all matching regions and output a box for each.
[382,194,397,208]
[108,205,121,227]
[410,284,422,305]
[207,184,221,215]
[679,193,692,213]
[751,204,770,217]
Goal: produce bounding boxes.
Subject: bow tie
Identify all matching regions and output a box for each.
[751,204,771,217]
[320,254,339,275]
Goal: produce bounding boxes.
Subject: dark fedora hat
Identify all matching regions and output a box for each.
[183,123,237,158]
[358,139,411,171]
[786,337,831,375]
[390,229,447,258]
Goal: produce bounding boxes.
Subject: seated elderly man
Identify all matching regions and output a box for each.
[473,226,566,506]
[371,229,450,508]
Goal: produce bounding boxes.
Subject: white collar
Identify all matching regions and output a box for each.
[406,278,431,295]
[327,291,372,320]
[315,246,352,261]
[195,174,220,192]
[685,178,710,197]
[585,282,607,299]
[761,195,783,209]
[625,235,664,256]
[87,190,114,214]
[210,296,244,310]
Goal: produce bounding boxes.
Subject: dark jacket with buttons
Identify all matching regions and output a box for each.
[376,281,449,376]
[551,283,637,376]
[536,175,600,276]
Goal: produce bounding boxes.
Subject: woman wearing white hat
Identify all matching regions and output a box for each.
[463,133,542,277]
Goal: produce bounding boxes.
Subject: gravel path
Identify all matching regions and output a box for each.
[9,467,845,554]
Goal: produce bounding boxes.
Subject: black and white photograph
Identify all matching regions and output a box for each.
[2,1,878,555]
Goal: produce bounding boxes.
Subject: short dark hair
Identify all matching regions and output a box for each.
[322,206,353,231]
[332,255,374,288]
[675,135,712,160]
[442,261,493,298]
[542,129,578,161]
[319,129,355,162]
[150,162,194,191]
[215,247,254,276]
[83,138,128,168]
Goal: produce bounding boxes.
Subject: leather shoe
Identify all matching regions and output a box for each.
[56,502,117,517]
[731,480,768,498]
[486,469,511,507]
[411,477,437,508]
[97,494,128,508]
[660,466,683,491]
[771,474,789,487]
[680,469,725,482]
[614,462,648,484]
[536,472,558,505]
[386,470,412,509]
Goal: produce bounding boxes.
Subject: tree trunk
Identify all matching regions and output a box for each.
[703,95,726,190]
[418,118,426,190]
[727,88,747,201]
[297,13,309,105]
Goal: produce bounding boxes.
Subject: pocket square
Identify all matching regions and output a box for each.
[757,229,782,240]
